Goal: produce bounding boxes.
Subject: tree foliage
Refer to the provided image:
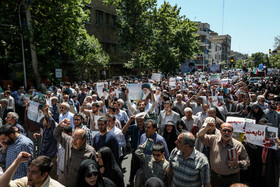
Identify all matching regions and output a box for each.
[103,0,199,74]
[0,0,109,85]
[247,52,269,68]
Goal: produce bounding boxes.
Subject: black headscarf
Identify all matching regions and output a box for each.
[99,147,124,187]
[162,121,179,154]
[176,119,187,133]
[75,159,105,187]
[246,104,267,124]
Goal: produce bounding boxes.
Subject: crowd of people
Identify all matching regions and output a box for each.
[0,69,280,187]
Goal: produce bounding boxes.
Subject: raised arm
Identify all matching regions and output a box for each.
[0,152,31,187]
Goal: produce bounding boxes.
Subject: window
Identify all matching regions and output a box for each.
[112,15,117,27]
[96,10,103,26]
[105,13,110,25]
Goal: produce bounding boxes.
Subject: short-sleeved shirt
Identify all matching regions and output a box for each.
[169,148,210,187]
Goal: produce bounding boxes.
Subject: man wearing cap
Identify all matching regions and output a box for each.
[92,116,120,164]
[122,114,146,186]
[197,123,250,187]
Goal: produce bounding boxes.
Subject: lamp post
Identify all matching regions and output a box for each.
[18,0,27,88]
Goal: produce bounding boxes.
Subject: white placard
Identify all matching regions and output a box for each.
[55,69,62,78]
[245,123,278,150]
[151,73,161,82]
[169,77,176,87]
[127,84,143,100]
[226,116,256,133]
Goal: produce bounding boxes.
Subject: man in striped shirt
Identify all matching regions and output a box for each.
[167,132,210,187]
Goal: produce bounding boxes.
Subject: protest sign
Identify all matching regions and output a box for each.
[209,74,221,85]
[209,64,221,73]
[226,117,256,133]
[32,93,46,104]
[127,84,143,100]
[96,82,105,97]
[27,101,45,122]
[169,77,176,87]
[245,123,278,150]
[208,96,224,107]
[151,73,161,82]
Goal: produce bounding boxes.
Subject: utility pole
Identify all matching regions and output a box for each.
[18,1,27,89]
[25,2,41,88]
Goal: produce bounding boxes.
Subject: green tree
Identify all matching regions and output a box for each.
[0,0,109,87]
[103,0,199,74]
[144,2,199,73]
[248,52,269,68]
[235,59,243,69]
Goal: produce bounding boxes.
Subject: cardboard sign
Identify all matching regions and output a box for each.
[245,123,278,150]
[96,82,105,97]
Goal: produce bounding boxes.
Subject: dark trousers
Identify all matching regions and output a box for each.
[129,152,141,183]
[211,170,240,187]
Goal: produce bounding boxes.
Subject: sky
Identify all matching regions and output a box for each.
[157,0,280,55]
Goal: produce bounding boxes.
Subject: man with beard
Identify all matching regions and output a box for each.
[0,152,64,187]
[92,116,120,164]
[0,125,33,179]
[197,123,250,187]
[264,100,280,128]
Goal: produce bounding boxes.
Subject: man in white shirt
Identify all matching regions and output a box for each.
[58,102,74,128]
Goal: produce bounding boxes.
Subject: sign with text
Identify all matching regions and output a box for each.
[208,96,224,107]
[226,117,256,133]
[245,123,278,150]
[209,74,221,85]
[169,77,176,87]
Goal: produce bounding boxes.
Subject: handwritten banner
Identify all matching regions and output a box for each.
[245,123,278,150]
[226,117,256,133]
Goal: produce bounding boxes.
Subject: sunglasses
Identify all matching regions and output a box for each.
[222,129,232,133]
[60,107,66,109]
[86,172,98,178]
[152,153,162,157]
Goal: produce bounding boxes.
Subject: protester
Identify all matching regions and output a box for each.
[97,146,124,187]
[0,125,33,180]
[75,159,116,187]
[0,151,64,187]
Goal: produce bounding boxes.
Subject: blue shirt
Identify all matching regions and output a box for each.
[139,133,170,159]
[115,109,128,124]
[127,124,145,150]
[0,134,33,180]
